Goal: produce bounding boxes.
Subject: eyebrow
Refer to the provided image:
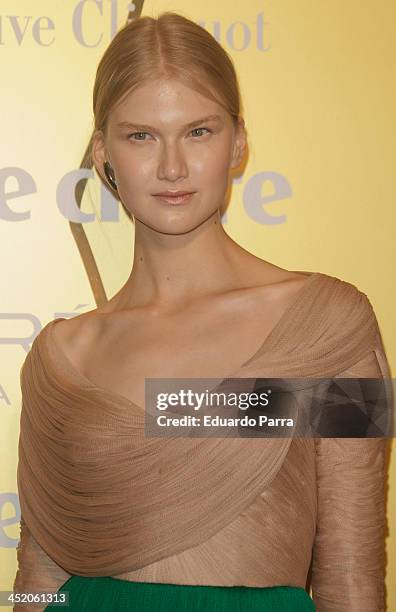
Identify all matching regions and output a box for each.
[116,114,223,131]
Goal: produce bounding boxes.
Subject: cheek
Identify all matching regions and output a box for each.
[190,145,232,183]
[115,158,152,191]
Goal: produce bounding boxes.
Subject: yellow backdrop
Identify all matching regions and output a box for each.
[1,0,395,608]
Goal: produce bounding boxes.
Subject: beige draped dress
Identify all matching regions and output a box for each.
[13,271,393,611]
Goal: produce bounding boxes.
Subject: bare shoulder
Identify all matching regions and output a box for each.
[256,263,313,284]
[50,312,103,364]
[252,264,316,296]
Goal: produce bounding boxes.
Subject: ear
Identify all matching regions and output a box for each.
[230,117,247,170]
[91,130,108,183]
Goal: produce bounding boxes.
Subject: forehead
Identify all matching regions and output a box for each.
[110,78,226,127]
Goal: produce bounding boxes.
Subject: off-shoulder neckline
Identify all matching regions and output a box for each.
[41,271,327,411]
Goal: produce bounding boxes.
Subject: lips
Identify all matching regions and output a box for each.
[153,192,195,205]
[153,191,194,197]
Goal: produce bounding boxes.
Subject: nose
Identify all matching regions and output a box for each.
[157,141,189,182]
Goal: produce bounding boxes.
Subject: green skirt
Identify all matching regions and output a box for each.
[44,576,316,611]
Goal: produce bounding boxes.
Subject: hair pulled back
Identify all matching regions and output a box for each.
[92,11,243,138]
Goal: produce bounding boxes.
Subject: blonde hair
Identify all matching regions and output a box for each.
[92,11,243,138]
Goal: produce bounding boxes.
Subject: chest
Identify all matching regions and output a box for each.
[80,314,276,409]
[58,278,311,409]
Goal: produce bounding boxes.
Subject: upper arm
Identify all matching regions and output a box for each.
[311,349,391,612]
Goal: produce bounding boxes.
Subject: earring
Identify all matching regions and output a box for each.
[104,161,118,190]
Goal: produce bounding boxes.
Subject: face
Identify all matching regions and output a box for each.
[92,78,246,234]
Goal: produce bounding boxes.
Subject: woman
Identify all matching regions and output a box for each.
[14,11,392,612]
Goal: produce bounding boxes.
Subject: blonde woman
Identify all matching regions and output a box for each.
[14,12,391,612]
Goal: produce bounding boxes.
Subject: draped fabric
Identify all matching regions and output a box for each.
[14,271,393,611]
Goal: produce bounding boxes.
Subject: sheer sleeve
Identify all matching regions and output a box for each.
[311,347,392,611]
[13,515,72,611]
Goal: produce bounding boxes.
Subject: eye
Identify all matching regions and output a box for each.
[127,132,151,141]
[191,127,212,137]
